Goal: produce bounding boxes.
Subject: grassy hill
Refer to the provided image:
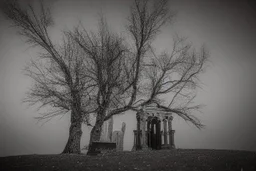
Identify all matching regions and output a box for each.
[1,149,256,171]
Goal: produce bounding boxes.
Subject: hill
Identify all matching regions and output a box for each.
[1,149,255,171]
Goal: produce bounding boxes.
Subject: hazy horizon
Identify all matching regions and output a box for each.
[1,0,256,157]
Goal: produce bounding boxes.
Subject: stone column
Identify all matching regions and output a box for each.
[120,122,126,151]
[163,118,168,147]
[132,130,137,151]
[147,117,151,148]
[141,114,148,150]
[107,116,113,142]
[171,130,175,149]
[112,122,126,151]
[168,115,175,149]
[136,111,142,150]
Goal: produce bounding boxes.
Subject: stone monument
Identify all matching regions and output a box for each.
[112,122,126,151]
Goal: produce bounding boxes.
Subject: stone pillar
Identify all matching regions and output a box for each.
[111,131,119,150]
[171,130,175,149]
[147,117,151,149]
[132,131,136,151]
[141,115,148,150]
[168,115,175,149]
[120,122,126,151]
[132,130,140,151]
[100,121,108,142]
[136,111,142,150]
[112,122,126,151]
[163,118,168,146]
[108,116,113,142]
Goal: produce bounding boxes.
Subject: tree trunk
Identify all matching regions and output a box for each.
[62,110,82,154]
[62,91,82,154]
[87,111,105,154]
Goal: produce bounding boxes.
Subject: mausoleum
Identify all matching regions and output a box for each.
[99,104,175,151]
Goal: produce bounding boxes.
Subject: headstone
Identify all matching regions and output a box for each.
[141,115,148,150]
[112,122,126,151]
[107,117,113,142]
[121,122,126,133]
[120,122,126,150]
[100,116,114,142]
[100,121,108,142]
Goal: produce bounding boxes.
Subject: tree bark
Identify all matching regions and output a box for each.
[89,121,103,143]
[62,90,82,154]
[62,109,82,154]
[87,110,105,154]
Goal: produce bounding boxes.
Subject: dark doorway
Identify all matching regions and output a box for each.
[147,117,161,150]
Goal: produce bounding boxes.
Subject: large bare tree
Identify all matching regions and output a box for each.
[67,17,131,145]
[1,0,96,154]
[69,0,208,153]
[123,0,208,129]
[1,0,208,154]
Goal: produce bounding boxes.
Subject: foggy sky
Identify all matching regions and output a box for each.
[0,0,256,157]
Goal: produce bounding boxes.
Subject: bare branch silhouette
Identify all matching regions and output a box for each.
[1,0,96,153]
[1,0,209,154]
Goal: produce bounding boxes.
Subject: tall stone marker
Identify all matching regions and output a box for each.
[108,116,114,142]
[112,122,126,151]
[100,116,114,142]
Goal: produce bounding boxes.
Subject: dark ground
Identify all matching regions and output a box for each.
[1,149,256,171]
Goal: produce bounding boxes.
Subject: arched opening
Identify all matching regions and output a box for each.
[147,116,161,150]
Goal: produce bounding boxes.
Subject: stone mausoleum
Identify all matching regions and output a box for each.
[100,104,175,151]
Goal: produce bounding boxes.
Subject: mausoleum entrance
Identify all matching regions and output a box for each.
[132,104,175,150]
[147,116,161,150]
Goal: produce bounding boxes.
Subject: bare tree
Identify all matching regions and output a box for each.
[139,35,208,128]
[109,0,208,129]
[70,0,208,153]
[1,1,96,154]
[68,17,131,145]
[1,0,208,155]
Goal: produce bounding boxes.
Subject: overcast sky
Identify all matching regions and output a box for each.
[0,0,256,157]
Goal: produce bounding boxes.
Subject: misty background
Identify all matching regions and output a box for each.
[0,0,256,157]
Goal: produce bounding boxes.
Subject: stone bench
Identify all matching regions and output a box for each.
[87,142,116,156]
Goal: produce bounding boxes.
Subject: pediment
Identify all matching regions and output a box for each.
[143,103,171,116]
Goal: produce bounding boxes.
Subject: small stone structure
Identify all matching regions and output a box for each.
[87,142,116,155]
[112,122,126,151]
[132,104,175,150]
[99,104,175,151]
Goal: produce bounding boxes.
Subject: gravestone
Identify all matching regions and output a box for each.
[100,116,114,142]
[112,122,126,151]
[108,117,113,141]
